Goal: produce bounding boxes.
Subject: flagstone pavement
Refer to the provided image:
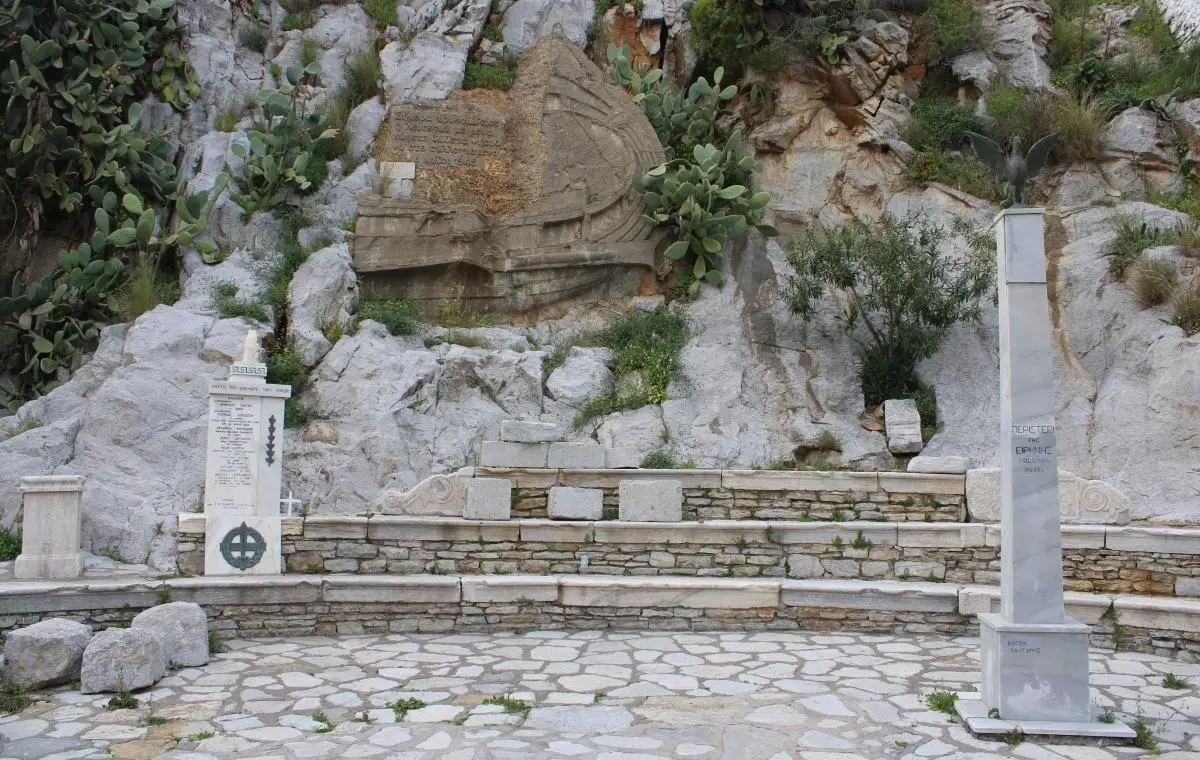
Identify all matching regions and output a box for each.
[2,630,1198,760]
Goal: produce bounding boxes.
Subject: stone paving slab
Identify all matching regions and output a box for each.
[1,631,1197,759]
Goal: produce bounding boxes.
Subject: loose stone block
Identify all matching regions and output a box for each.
[465,478,512,520]
[14,475,86,580]
[906,455,970,474]
[480,441,549,468]
[618,479,683,522]
[548,486,603,520]
[3,619,91,689]
[604,446,640,469]
[883,399,923,454]
[131,602,209,667]
[80,628,167,694]
[547,442,606,469]
[500,419,559,443]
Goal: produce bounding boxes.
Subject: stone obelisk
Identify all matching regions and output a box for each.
[973,208,1096,726]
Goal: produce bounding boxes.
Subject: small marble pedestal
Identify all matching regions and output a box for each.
[13,475,86,580]
[979,614,1091,722]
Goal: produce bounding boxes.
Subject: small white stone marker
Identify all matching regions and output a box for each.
[957,207,1133,741]
[202,328,292,576]
[13,475,86,580]
[883,398,923,454]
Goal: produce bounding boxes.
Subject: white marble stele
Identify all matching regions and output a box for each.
[13,475,86,580]
[203,331,292,576]
[960,208,1128,738]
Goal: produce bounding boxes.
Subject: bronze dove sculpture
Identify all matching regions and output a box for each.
[965,131,1058,207]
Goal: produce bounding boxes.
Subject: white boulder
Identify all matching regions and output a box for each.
[3,619,92,689]
[80,628,167,693]
[545,347,615,408]
[288,243,359,367]
[131,602,210,668]
[502,0,594,52]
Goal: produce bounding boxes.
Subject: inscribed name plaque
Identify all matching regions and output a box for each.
[388,101,506,167]
[203,380,291,516]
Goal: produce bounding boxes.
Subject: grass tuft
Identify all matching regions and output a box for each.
[1162,672,1191,689]
[0,681,30,715]
[391,697,426,721]
[464,61,517,90]
[925,690,957,715]
[357,298,421,336]
[1132,258,1179,308]
[484,694,531,716]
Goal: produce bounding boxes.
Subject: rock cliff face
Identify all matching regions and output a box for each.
[2,0,1199,570]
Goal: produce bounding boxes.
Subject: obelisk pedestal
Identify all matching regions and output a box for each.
[956,209,1133,740]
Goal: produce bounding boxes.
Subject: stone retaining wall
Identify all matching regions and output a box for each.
[480,469,966,522]
[2,575,1196,661]
[177,516,1200,597]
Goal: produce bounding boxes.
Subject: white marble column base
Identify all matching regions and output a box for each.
[955,693,1136,741]
[978,612,1097,723]
[14,552,85,580]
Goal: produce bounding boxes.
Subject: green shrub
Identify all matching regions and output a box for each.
[1152,183,1200,218]
[574,309,689,426]
[299,37,320,69]
[463,61,517,90]
[689,0,761,76]
[0,681,31,715]
[0,0,199,245]
[903,151,1005,204]
[0,529,20,561]
[324,48,380,162]
[924,0,982,61]
[231,64,336,215]
[212,283,269,323]
[907,98,986,152]
[281,12,313,31]
[1171,279,1200,334]
[1050,90,1112,163]
[484,23,503,42]
[925,690,958,715]
[238,24,269,53]
[358,298,421,335]
[1132,258,1179,307]
[266,342,306,387]
[984,86,1045,147]
[214,107,241,132]
[1108,216,1174,280]
[1048,0,1098,71]
[640,451,679,468]
[784,213,995,407]
[363,0,398,28]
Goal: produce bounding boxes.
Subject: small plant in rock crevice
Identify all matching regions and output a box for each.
[1098,707,1115,723]
[1162,672,1191,689]
[925,690,957,715]
[312,711,334,732]
[1172,279,1200,335]
[1132,259,1179,308]
[208,630,227,655]
[484,695,531,716]
[850,531,872,550]
[1131,716,1158,750]
[0,529,20,561]
[391,697,426,721]
[0,681,30,715]
[107,687,139,711]
[356,298,421,336]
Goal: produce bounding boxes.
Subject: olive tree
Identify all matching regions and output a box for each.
[782,212,995,407]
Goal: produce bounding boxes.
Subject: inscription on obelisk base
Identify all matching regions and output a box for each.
[202,330,291,576]
[956,209,1133,739]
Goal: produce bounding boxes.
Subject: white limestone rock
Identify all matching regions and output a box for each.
[545,347,615,408]
[176,0,267,141]
[0,307,258,571]
[130,602,210,668]
[80,628,167,693]
[381,32,467,104]
[502,0,595,52]
[976,0,1053,90]
[594,406,667,463]
[3,619,92,689]
[1103,108,1179,166]
[288,243,359,367]
[344,98,387,165]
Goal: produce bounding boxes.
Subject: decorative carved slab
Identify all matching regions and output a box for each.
[354,32,665,313]
[377,472,470,517]
[965,468,1131,525]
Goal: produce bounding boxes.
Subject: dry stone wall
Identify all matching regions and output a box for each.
[176,516,1200,596]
